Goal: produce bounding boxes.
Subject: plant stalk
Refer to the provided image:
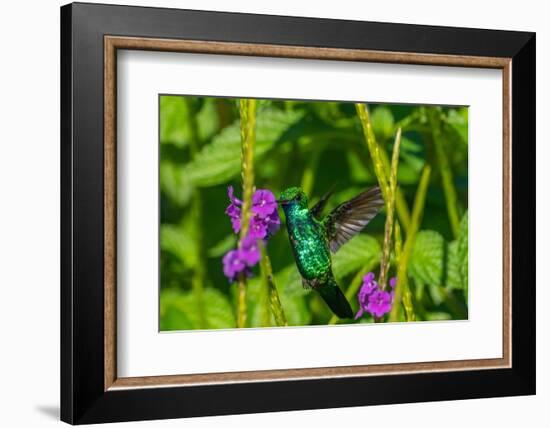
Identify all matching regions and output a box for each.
[379,128,401,289]
[259,241,288,326]
[355,104,411,233]
[236,99,258,328]
[394,222,415,321]
[389,166,431,322]
[428,109,460,238]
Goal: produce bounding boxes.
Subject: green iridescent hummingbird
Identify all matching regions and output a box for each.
[278,186,384,318]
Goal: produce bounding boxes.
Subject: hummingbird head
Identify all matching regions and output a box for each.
[278,187,308,209]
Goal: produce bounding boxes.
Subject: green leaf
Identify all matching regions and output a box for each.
[207,234,238,258]
[445,108,468,146]
[275,265,311,326]
[457,211,469,296]
[371,106,395,140]
[399,137,425,173]
[332,234,382,279]
[160,160,194,206]
[245,263,311,328]
[196,98,220,142]
[446,211,468,295]
[246,276,272,328]
[160,96,191,148]
[160,288,235,331]
[409,230,444,286]
[186,109,304,186]
[428,283,445,305]
[160,223,198,269]
[160,96,220,147]
[445,240,462,290]
[425,311,452,321]
[203,288,236,329]
[346,151,374,183]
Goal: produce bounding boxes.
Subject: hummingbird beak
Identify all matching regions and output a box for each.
[277,199,289,205]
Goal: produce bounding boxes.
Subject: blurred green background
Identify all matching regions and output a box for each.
[159,95,468,330]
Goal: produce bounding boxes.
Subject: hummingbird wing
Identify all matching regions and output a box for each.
[310,187,335,219]
[323,186,384,253]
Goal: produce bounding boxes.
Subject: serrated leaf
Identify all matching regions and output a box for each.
[409,230,444,286]
[186,109,304,186]
[457,211,469,297]
[445,240,462,290]
[202,288,236,329]
[332,234,382,279]
[445,211,468,294]
[160,288,235,331]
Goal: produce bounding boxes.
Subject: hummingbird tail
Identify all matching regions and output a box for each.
[317,276,353,319]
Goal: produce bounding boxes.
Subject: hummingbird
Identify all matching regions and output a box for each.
[278,186,384,319]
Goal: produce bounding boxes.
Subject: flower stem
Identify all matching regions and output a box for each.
[355,104,411,234]
[389,166,431,322]
[236,280,247,328]
[394,222,415,321]
[236,99,258,328]
[428,109,460,238]
[259,241,288,326]
[379,128,401,289]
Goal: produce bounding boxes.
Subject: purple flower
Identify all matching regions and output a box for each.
[354,272,395,320]
[367,289,393,318]
[222,249,247,281]
[226,187,280,238]
[226,186,243,233]
[355,272,379,319]
[225,203,241,219]
[264,211,281,236]
[252,189,277,218]
[223,187,281,282]
[239,235,261,266]
[227,185,242,206]
[248,215,268,239]
[229,217,241,234]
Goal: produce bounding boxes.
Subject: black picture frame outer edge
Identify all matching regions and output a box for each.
[60,3,74,425]
[60,2,536,425]
[510,34,536,392]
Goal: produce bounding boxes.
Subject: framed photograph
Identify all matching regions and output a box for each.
[60,2,535,424]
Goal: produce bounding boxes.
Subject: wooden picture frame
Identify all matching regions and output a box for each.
[61,2,535,424]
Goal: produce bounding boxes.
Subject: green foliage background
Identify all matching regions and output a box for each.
[159,95,469,330]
